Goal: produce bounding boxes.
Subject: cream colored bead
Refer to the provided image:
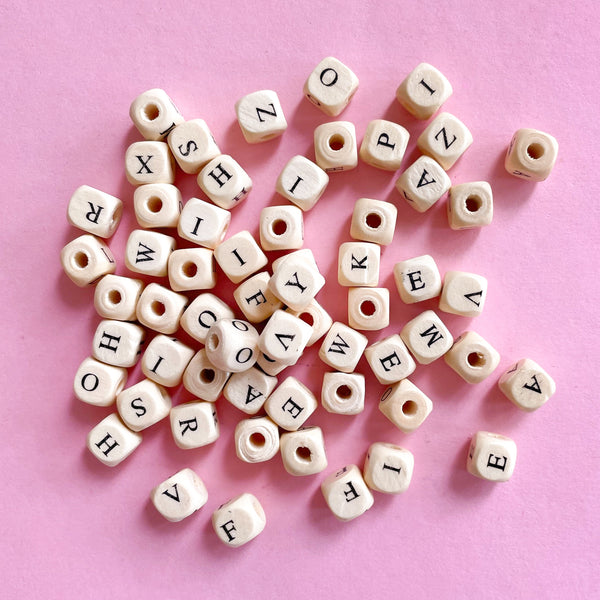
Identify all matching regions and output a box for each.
[170,401,219,449]
[116,379,171,432]
[234,416,280,463]
[498,358,556,412]
[318,322,368,373]
[505,128,558,182]
[363,442,414,494]
[129,88,184,141]
[439,271,487,317]
[286,299,333,346]
[321,372,365,415]
[275,155,329,211]
[234,271,282,323]
[73,357,127,407]
[350,197,397,246]
[168,118,220,174]
[348,287,390,331]
[197,154,252,210]
[67,185,122,238]
[92,320,145,368]
[467,431,517,482]
[141,335,195,388]
[379,379,433,433]
[133,183,182,228]
[125,141,175,185]
[236,90,287,143]
[94,274,143,321]
[212,493,266,548]
[396,155,451,213]
[396,63,453,120]
[417,112,473,170]
[280,427,328,476]
[394,254,441,304]
[259,205,304,251]
[177,197,231,249]
[448,181,493,230]
[271,248,318,272]
[255,351,289,376]
[359,119,409,170]
[168,248,216,292]
[136,283,188,335]
[182,349,230,402]
[314,121,358,172]
[60,234,116,287]
[365,334,416,385]
[179,292,235,344]
[445,331,500,384]
[214,230,268,284]
[258,310,312,366]
[400,310,453,365]
[125,229,176,277]
[205,318,259,373]
[223,367,277,415]
[87,413,142,467]
[151,468,208,523]
[321,465,374,522]
[338,242,380,287]
[265,376,317,431]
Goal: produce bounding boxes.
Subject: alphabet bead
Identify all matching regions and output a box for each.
[129,88,184,141]
[125,229,176,277]
[73,357,128,407]
[60,234,116,287]
[136,283,188,335]
[350,197,397,246]
[505,128,558,182]
[364,334,416,385]
[338,242,380,287]
[223,367,277,415]
[87,413,142,467]
[255,351,289,376]
[394,254,441,304]
[363,442,414,494]
[498,358,556,412]
[168,119,220,174]
[321,372,365,415]
[314,121,358,172]
[265,376,318,431]
[444,331,500,384]
[258,309,312,366]
[348,287,390,331]
[400,310,453,365]
[439,270,487,317]
[197,154,252,210]
[167,248,216,292]
[179,292,235,344]
[94,275,144,321]
[417,112,473,170]
[141,335,194,388]
[125,141,175,185]
[359,119,409,171]
[379,379,433,433]
[205,318,259,373]
[233,271,283,323]
[285,299,333,346]
[448,181,493,230]
[396,155,451,213]
[304,56,359,116]
[151,468,208,523]
[170,401,219,449]
[280,426,328,476]
[318,322,368,373]
[214,230,268,284]
[182,349,230,402]
[235,90,288,143]
[177,197,231,249]
[234,416,280,463]
[92,320,145,368]
[321,465,374,522]
[133,183,182,229]
[275,155,329,211]
[67,185,123,238]
[212,493,266,548]
[259,205,304,251]
[396,62,453,120]
[116,379,171,432]
[467,431,517,482]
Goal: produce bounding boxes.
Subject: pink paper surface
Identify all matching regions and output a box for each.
[2,1,599,598]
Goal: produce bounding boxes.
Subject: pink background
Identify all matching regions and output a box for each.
[2,1,599,598]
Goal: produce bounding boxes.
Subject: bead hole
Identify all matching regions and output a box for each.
[467,352,486,367]
[107,289,122,305]
[360,300,376,316]
[298,312,314,327]
[328,134,345,151]
[336,384,352,399]
[73,251,89,269]
[271,219,288,236]
[143,103,160,121]
[146,196,163,213]
[527,143,544,160]
[465,195,482,213]
[182,261,198,278]
[295,446,312,462]
[207,333,220,351]
[402,400,418,416]
[151,301,166,316]
[249,432,265,448]
[365,212,382,229]
[200,368,215,383]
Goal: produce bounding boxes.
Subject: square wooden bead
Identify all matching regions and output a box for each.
[505,128,558,181]
[136,283,188,335]
[467,431,517,482]
[223,367,277,415]
[365,334,416,385]
[182,349,230,402]
[338,242,380,287]
[170,401,219,449]
[321,465,374,522]
[265,376,317,431]
[214,230,268,284]
[258,309,312,367]
[94,275,143,321]
[116,379,171,432]
[359,119,409,171]
[445,331,500,384]
[498,358,556,412]
[304,56,359,116]
[396,155,451,213]
[348,287,390,331]
[439,270,487,317]
[396,62,453,120]
[286,299,333,346]
[151,468,208,522]
[234,271,282,323]
[234,416,280,463]
[168,118,220,174]
[448,181,493,230]
[319,322,368,373]
[350,197,397,246]
[212,493,266,548]
[314,121,358,172]
[205,318,259,373]
[87,413,142,467]
[363,442,414,494]
[141,335,195,388]
[321,372,365,415]
[280,426,328,476]
[255,351,289,376]
[394,254,441,303]
[73,357,127,407]
[133,183,182,229]
[417,112,473,170]
[259,205,304,251]
[197,154,252,210]
[125,229,176,277]
[125,141,175,185]
[400,310,453,365]
[67,185,122,238]
[129,88,184,141]
[235,90,287,143]
[379,379,433,433]
[180,293,235,344]
[177,197,231,249]
[275,155,329,211]
[168,248,216,292]
[61,234,116,287]
[92,320,145,368]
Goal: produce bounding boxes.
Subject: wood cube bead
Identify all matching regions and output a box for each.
[321,372,365,415]
[116,379,171,432]
[448,181,493,230]
[444,331,500,384]
[234,416,280,463]
[141,335,195,388]
[321,465,374,522]
[87,413,142,467]
[400,310,453,365]
[259,205,304,251]
[151,468,208,523]
[212,493,266,548]
[417,112,473,170]
[182,349,230,402]
[319,322,368,373]
[180,293,235,344]
[280,426,328,476]
[286,299,333,346]
[338,242,380,287]
[125,141,175,185]
[304,56,359,116]
[168,119,220,174]
[129,88,184,141]
[394,254,441,304]
[197,154,252,210]
[348,287,390,331]
[94,275,143,321]
[61,234,116,287]
[92,320,145,368]
[223,367,277,415]
[136,283,187,335]
[125,229,176,277]
[258,310,312,366]
[314,121,358,172]
[205,318,259,373]
[133,183,182,229]
[467,431,517,482]
[350,197,397,246]
[177,197,231,249]
[439,270,487,317]
[265,376,318,431]
[255,351,289,376]
[379,379,433,433]
[271,248,318,272]
[168,248,216,292]
[359,119,409,171]
[170,401,219,449]
[235,90,287,143]
[73,357,128,407]
[363,442,414,494]
[498,358,556,412]
[275,155,329,211]
[505,128,558,182]
[234,271,283,323]
[396,62,453,120]
[364,334,416,385]
[396,155,451,213]
[67,185,123,238]
[214,230,268,284]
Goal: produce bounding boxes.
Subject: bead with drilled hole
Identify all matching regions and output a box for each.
[350,197,397,245]
[379,379,433,433]
[445,331,500,384]
[234,416,280,463]
[280,426,328,476]
[61,234,116,287]
[314,121,358,172]
[505,128,558,182]
[321,372,365,415]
